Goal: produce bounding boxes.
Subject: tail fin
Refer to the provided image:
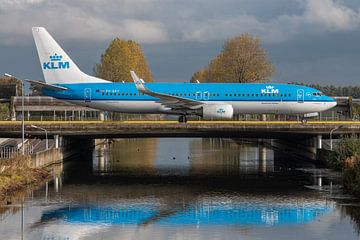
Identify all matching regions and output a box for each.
[32,27,109,84]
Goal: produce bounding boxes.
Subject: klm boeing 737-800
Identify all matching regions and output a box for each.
[29,27,336,122]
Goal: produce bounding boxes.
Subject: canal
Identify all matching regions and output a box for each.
[1,138,360,240]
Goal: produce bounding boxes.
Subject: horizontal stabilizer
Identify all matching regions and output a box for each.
[27,80,67,91]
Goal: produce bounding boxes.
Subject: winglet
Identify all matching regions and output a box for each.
[130,71,147,92]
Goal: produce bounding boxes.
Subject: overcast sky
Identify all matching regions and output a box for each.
[1,0,360,85]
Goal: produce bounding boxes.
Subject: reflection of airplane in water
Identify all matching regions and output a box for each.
[39,196,333,226]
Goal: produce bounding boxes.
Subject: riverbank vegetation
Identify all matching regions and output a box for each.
[330,134,360,197]
[0,155,48,200]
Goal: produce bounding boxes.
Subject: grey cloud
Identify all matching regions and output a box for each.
[1,0,360,85]
[1,0,360,44]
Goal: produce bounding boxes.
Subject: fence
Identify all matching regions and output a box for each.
[0,145,34,159]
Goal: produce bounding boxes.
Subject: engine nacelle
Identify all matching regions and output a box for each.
[201,104,234,120]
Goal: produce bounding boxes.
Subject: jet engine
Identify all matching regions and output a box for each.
[200,104,234,120]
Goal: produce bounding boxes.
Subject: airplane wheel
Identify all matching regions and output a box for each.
[178,116,187,123]
[301,118,307,124]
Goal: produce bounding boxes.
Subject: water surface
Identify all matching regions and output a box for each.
[0,138,359,240]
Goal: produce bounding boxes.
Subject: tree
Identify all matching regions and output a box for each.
[191,33,274,83]
[0,103,9,120]
[190,70,205,83]
[94,39,153,82]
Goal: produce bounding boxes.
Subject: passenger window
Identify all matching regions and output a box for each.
[102,92,104,96]
[255,94,258,97]
[225,94,228,96]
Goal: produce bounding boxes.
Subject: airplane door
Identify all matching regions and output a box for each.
[203,91,210,100]
[195,91,202,100]
[297,89,304,103]
[84,88,91,102]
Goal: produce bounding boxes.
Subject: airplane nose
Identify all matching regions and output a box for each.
[328,97,337,108]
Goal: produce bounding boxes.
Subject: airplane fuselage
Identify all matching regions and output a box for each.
[43,82,337,115]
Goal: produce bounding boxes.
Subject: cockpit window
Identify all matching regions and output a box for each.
[313,92,323,96]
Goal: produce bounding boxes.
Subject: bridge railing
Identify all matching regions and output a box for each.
[0,145,34,159]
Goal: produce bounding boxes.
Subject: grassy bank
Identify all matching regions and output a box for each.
[0,155,48,199]
[329,134,360,197]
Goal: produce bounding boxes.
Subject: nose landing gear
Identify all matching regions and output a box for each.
[178,115,188,123]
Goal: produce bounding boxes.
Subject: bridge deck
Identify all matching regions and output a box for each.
[0,120,359,139]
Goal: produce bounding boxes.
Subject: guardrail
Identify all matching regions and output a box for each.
[0,145,34,159]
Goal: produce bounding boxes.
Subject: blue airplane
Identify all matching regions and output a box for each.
[29,27,336,122]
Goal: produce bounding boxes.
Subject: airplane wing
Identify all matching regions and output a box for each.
[130,71,203,110]
[27,80,67,91]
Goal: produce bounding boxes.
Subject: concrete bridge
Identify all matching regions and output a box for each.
[0,120,359,139]
[1,120,359,161]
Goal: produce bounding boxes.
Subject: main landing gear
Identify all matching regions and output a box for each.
[301,118,308,124]
[178,115,188,123]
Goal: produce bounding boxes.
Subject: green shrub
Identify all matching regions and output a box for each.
[344,163,360,196]
[330,134,360,169]
[331,134,360,197]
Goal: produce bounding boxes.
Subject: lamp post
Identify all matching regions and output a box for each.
[30,125,48,150]
[4,73,25,155]
[330,126,343,150]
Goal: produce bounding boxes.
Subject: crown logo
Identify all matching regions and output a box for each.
[49,53,62,61]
